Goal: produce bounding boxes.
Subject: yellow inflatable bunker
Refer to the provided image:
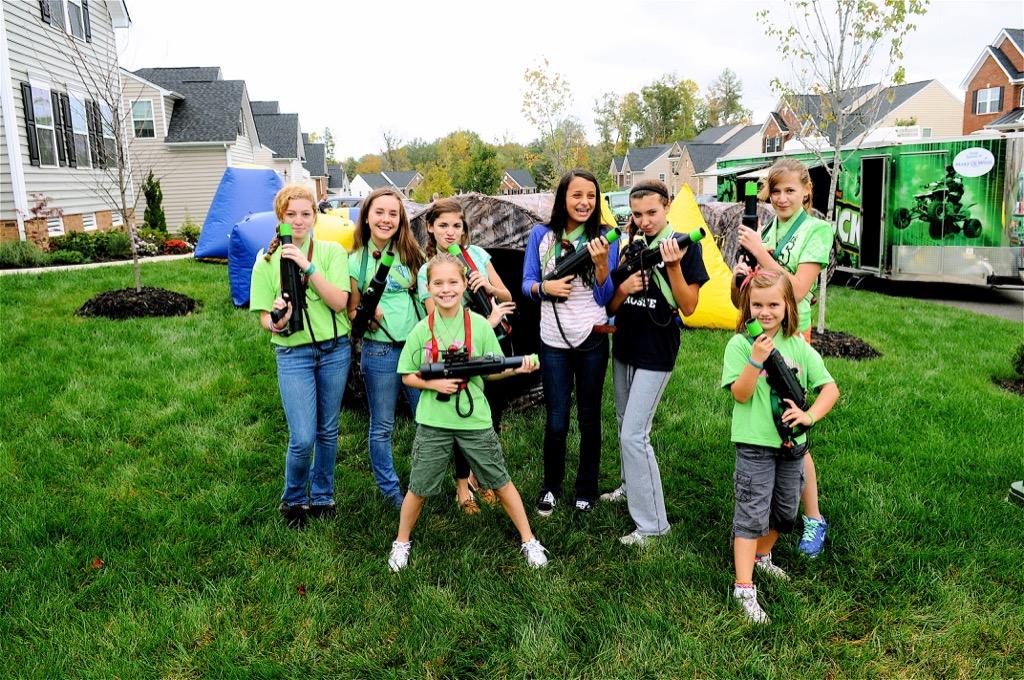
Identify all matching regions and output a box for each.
[315,212,356,252]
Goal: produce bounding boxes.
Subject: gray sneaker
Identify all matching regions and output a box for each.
[619,529,650,547]
[388,540,412,572]
[733,584,770,624]
[599,485,627,503]
[754,553,790,581]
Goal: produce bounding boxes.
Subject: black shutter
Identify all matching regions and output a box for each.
[87,100,103,168]
[972,90,978,114]
[996,86,1004,112]
[61,93,77,167]
[21,82,40,166]
[39,0,51,23]
[82,0,91,41]
[51,91,67,166]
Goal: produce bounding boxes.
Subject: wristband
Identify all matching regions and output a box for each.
[806,413,815,428]
[538,281,546,299]
[304,262,317,277]
[748,357,764,370]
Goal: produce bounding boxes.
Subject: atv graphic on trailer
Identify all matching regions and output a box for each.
[893,166,982,240]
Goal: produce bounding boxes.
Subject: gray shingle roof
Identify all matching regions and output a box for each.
[303,142,326,177]
[359,173,394,190]
[327,163,347,188]
[988,45,1024,80]
[987,107,1024,127]
[1004,28,1024,53]
[692,124,738,143]
[504,168,535,189]
[721,125,760,156]
[133,67,222,85]
[769,111,789,132]
[784,81,935,144]
[610,155,623,172]
[383,171,420,188]
[133,67,249,144]
[251,100,280,114]
[680,142,727,174]
[254,113,301,158]
[625,144,672,171]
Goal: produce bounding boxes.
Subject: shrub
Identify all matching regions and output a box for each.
[142,171,167,232]
[0,240,45,268]
[162,239,193,255]
[137,227,168,250]
[1013,343,1024,379]
[94,231,132,260]
[178,220,201,245]
[43,250,87,265]
[49,231,97,260]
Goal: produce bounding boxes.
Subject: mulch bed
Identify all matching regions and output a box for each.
[76,287,200,319]
[811,329,882,360]
[993,377,1024,397]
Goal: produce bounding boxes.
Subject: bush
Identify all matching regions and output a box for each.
[94,231,132,260]
[49,231,97,261]
[0,240,45,268]
[43,250,87,265]
[142,171,167,232]
[162,239,193,255]
[1013,343,1024,379]
[137,227,168,250]
[178,220,201,245]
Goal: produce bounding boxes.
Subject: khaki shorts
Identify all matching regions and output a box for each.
[408,425,511,497]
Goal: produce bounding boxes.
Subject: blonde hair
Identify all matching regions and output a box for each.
[424,252,467,286]
[264,184,317,261]
[735,269,800,337]
[758,158,813,210]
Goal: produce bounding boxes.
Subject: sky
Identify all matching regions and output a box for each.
[115,0,1020,161]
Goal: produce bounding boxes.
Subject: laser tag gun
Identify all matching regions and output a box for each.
[420,350,538,402]
[269,223,306,335]
[351,244,395,339]
[611,228,706,287]
[734,183,760,288]
[746,319,809,447]
[447,244,511,339]
[543,227,623,284]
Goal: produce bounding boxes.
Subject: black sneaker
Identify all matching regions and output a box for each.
[536,490,556,517]
[574,498,594,512]
[279,502,308,529]
[307,503,337,520]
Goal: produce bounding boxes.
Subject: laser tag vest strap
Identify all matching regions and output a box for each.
[645,225,680,311]
[762,210,808,262]
[543,225,587,275]
[351,244,421,342]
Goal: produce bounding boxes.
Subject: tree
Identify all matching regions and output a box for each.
[636,74,701,144]
[759,0,928,331]
[704,69,752,128]
[461,143,502,195]
[411,163,455,203]
[322,127,336,162]
[355,154,383,174]
[521,59,589,186]
[141,171,166,232]
[380,129,410,171]
[342,156,359,183]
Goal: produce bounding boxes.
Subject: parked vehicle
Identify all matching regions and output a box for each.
[603,191,631,226]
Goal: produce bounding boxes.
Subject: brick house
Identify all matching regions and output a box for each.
[500,168,536,195]
[961,28,1024,134]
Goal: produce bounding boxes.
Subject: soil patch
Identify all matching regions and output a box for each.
[811,329,881,360]
[76,287,200,319]
[993,377,1024,397]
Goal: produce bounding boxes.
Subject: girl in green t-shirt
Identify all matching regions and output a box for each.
[346,188,427,508]
[732,158,834,558]
[387,253,548,572]
[723,270,839,624]
[418,198,517,514]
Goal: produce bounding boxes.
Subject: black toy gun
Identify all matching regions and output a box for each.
[420,351,538,402]
[734,183,760,287]
[544,227,622,283]
[269,223,305,334]
[610,228,706,287]
[447,244,511,339]
[746,319,808,443]
[351,245,395,339]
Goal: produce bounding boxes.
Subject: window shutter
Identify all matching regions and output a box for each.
[972,90,979,114]
[21,82,40,166]
[51,91,67,166]
[997,86,1004,112]
[87,100,103,168]
[82,0,91,41]
[39,0,51,23]
[61,93,76,167]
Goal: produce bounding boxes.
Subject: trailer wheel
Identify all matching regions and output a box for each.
[963,218,982,238]
[894,208,912,229]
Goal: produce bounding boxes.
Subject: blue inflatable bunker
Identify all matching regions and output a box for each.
[228,211,278,307]
[195,167,283,260]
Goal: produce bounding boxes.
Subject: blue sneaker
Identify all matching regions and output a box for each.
[798,515,828,557]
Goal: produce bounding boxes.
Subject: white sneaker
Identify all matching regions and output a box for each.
[754,553,790,581]
[619,529,650,547]
[599,485,627,503]
[520,538,549,568]
[733,584,770,624]
[388,540,411,572]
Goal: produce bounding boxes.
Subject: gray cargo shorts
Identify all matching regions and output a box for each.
[732,443,807,539]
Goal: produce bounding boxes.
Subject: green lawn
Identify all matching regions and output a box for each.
[2,260,1022,678]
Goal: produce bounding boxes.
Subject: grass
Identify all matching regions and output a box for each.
[1,259,1022,678]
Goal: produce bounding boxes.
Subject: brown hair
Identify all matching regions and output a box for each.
[424,252,467,286]
[353,187,425,275]
[758,158,813,210]
[626,179,671,242]
[734,269,799,337]
[423,198,469,258]
[264,184,317,261]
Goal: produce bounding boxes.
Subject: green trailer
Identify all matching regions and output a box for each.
[716,133,1024,286]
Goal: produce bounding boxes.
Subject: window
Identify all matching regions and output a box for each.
[237,109,245,137]
[47,0,65,31]
[659,172,666,181]
[132,100,155,138]
[763,136,782,153]
[922,128,932,138]
[47,216,65,236]
[31,83,58,166]
[82,213,97,231]
[111,211,123,227]
[975,87,1001,115]
[1020,88,1024,108]
[100,102,117,161]
[67,0,84,39]
[69,92,90,168]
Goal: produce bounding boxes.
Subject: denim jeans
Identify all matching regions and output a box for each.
[275,338,351,507]
[538,333,609,502]
[361,339,421,500]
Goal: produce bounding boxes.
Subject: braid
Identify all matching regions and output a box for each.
[264,236,281,262]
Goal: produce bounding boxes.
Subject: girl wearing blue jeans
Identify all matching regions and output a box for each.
[347,188,426,508]
[250,185,352,529]
[522,169,619,515]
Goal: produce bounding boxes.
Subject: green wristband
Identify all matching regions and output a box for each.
[304,262,317,277]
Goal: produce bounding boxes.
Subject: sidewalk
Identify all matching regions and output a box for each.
[0,253,194,277]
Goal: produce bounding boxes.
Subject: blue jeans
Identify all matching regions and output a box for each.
[275,338,351,507]
[538,333,609,502]
[361,339,421,500]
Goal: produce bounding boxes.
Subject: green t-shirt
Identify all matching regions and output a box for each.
[397,308,503,431]
[720,332,834,448]
[348,247,423,342]
[250,239,350,347]
[762,208,833,332]
[417,244,492,303]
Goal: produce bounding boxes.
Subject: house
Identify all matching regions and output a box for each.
[250,101,308,189]
[123,66,269,229]
[677,125,761,197]
[500,169,536,195]
[349,170,423,198]
[611,143,679,193]
[301,133,327,199]
[961,28,1024,133]
[327,162,349,195]
[1,0,132,243]
[384,171,422,198]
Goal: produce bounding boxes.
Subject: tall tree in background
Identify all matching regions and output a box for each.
[322,127,336,162]
[462,143,502,195]
[521,59,589,187]
[380,129,409,171]
[412,163,455,202]
[759,0,928,331]
[342,156,358,183]
[637,74,700,144]
[703,69,752,128]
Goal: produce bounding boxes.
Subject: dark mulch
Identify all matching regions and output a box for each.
[993,377,1024,397]
[76,287,200,319]
[811,329,882,360]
